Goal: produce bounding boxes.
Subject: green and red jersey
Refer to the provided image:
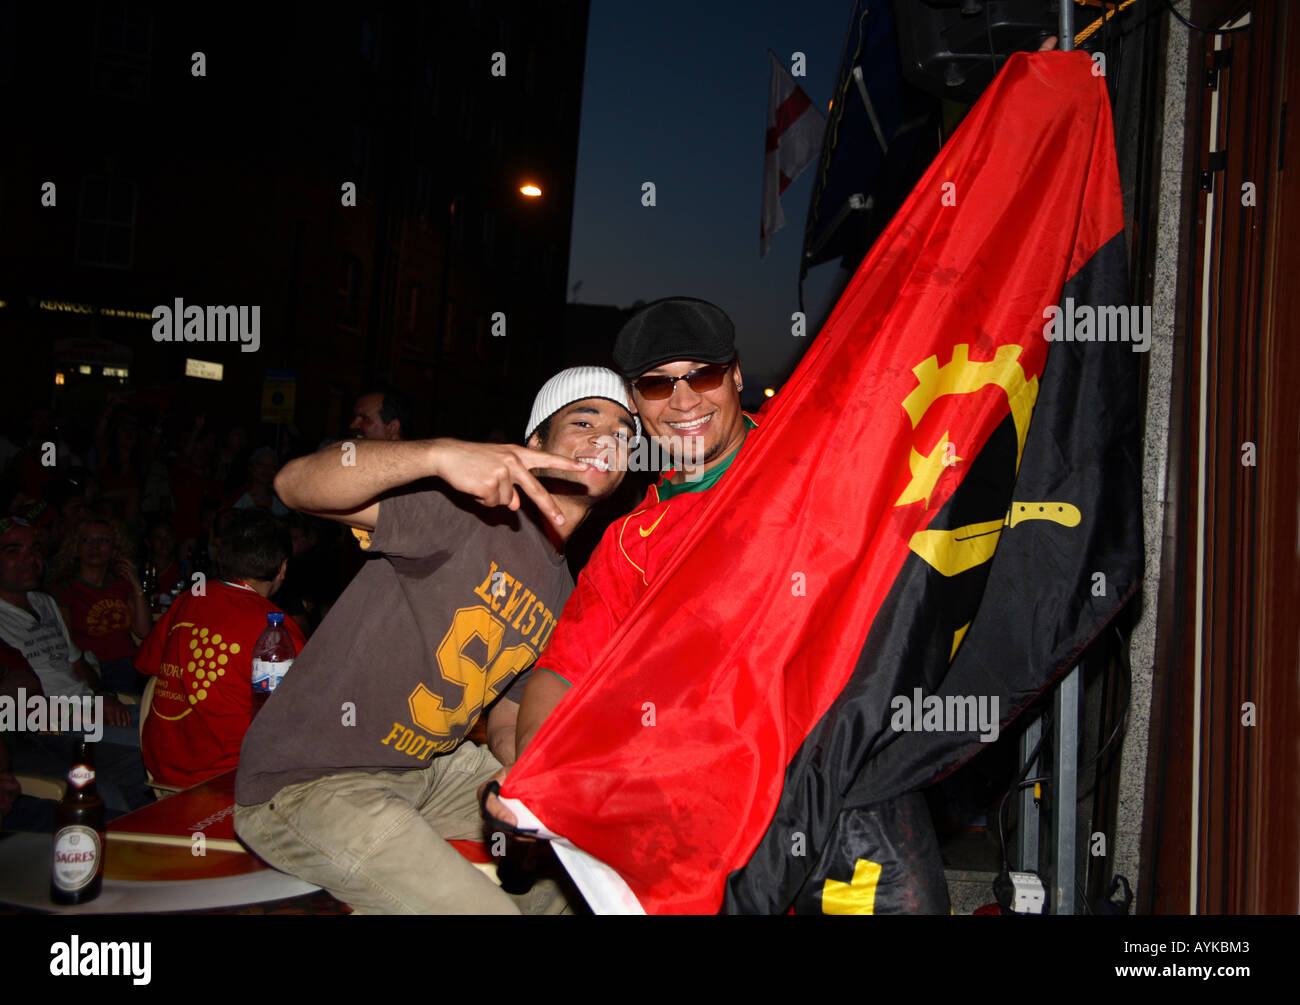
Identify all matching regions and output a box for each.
[539,414,758,689]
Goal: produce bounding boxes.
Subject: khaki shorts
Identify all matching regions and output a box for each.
[235,741,519,914]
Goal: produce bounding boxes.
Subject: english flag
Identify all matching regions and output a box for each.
[760,50,826,258]
[502,51,1142,914]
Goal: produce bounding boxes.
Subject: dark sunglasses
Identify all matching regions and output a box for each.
[632,362,733,401]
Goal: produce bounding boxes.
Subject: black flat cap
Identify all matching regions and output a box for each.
[612,297,736,378]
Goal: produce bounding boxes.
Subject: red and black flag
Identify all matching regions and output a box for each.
[502,50,1143,914]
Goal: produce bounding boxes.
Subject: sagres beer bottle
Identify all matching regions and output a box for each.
[50,740,105,905]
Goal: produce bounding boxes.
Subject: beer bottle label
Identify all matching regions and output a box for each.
[68,765,95,789]
[52,826,102,891]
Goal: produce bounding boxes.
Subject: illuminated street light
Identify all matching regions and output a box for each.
[763,387,776,398]
[520,183,542,197]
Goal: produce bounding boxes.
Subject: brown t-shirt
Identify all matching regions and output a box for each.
[235,486,573,806]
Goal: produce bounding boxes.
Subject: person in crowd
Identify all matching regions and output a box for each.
[171,413,222,548]
[272,513,340,638]
[227,447,290,516]
[90,399,142,531]
[137,411,175,521]
[188,500,223,582]
[6,408,66,499]
[50,514,151,694]
[142,517,184,604]
[0,416,23,477]
[234,366,635,914]
[135,509,305,790]
[0,509,151,816]
[350,385,413,441]
[41,475,90,570]
[215,425,250,493]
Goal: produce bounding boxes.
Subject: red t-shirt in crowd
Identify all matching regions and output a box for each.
[135,580,307,789]
[60,578,138,663]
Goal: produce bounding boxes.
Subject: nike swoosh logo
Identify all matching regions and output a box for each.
[639,511,667,537]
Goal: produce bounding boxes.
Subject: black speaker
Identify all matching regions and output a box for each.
[894,0,1060,103]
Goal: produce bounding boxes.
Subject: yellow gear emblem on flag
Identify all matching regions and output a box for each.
[894,342,1039,511]
[895,343,1055,662]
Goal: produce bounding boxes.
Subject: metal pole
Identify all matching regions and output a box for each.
[1053,665,1080,913]
[1017,716,1041,874]
[1059,1,1075,51]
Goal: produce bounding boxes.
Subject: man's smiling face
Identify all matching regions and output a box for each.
[529,398,636,500]
[631,359,747,471]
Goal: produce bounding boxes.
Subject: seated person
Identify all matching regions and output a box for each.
[142,517,184,604]
[136,509,304,790]
[0,510,150,816]
[227,447,290,516]
[234,366,634,914]
[51,515,151,694]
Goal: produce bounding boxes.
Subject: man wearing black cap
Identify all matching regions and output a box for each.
[488,297,950,915]
[484,297,759,803]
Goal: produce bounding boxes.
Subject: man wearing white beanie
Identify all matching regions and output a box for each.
[234,367,634,914]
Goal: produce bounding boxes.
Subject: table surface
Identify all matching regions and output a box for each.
[0,769,320,914]
[1,768,499,913]
[0,831,319,914]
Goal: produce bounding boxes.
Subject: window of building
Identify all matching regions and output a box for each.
[75,176,137,269]
[91,3,152,99]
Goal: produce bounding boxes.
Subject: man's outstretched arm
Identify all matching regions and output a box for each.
[275,438,590,531]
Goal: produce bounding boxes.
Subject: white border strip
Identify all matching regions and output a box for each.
[499,797,646,915]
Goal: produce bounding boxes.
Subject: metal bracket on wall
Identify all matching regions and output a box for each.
[1200,150,1228,193]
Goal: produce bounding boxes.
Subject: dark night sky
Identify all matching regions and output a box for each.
[567,0,855,390]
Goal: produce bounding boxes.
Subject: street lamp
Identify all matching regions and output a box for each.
[519,183,542,197]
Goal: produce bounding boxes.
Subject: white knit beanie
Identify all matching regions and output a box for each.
[525,366,638,442]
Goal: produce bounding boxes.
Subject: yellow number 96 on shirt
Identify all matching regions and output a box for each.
[407,605,536,739]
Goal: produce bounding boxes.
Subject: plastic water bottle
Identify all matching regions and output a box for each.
[250,612,296,716]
